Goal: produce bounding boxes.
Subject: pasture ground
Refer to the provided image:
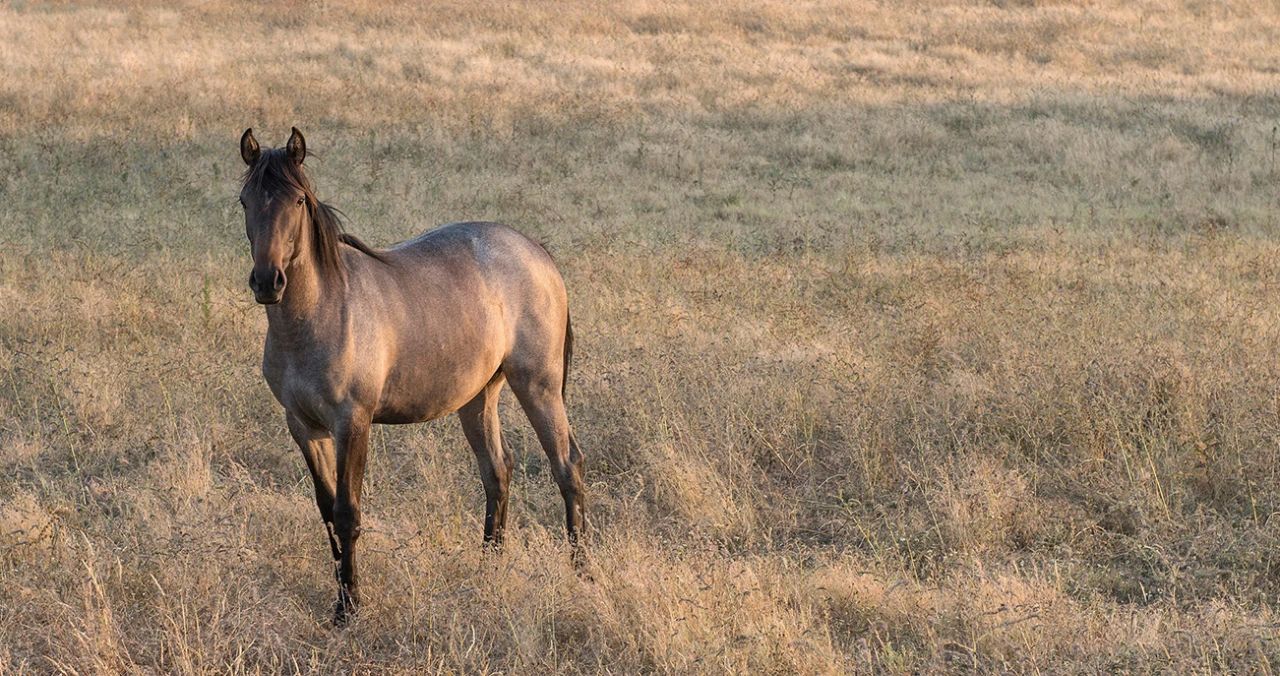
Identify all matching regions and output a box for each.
[3,1,1280,672]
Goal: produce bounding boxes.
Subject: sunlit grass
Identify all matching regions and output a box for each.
[3,1,1280,672]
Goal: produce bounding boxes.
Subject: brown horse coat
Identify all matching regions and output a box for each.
[238,127,585,624]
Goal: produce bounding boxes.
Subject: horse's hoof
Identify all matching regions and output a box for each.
[332,600,357,627]
[332,591,359,627]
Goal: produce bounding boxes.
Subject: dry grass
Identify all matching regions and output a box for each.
[4,0,1280,672]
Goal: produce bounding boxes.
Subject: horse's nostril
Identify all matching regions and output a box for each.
[249,269,283,295]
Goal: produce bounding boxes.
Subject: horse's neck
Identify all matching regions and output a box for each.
[265,255,343,341]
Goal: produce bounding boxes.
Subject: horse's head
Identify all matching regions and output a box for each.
[238,127,311,304]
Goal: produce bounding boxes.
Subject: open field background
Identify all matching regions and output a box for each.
[4,1,1280,672]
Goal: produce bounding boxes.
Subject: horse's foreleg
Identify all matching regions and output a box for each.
[332,412,372,626]
[287,414,340,562]
[459,373,511,546]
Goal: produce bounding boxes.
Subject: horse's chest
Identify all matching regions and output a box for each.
[262,349,354,424]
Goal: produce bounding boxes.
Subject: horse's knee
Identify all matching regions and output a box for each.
[333,503,361,542]
[315,497,335,524]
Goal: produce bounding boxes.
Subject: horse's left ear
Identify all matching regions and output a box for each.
[286,127,306,165]
[240,128,260,166]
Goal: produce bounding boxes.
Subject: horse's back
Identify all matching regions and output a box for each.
[387,220,564,310]
[389,221,550,263]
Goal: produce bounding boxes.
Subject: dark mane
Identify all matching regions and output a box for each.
[240,148,384,276]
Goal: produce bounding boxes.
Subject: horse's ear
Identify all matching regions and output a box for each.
[286,127,306,165]
[240,128,260,166]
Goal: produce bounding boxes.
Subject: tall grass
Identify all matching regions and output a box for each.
[3,1,1280,672]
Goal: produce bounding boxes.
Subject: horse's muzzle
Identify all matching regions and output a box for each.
[249,267,286,304]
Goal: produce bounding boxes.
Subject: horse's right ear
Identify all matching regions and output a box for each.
[240,128,260,166]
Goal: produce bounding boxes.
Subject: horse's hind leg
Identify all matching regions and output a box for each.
[506,368,586,547]
[458,372,512,546]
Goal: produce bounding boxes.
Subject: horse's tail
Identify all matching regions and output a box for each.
[562,312,573,400]
[564,312,585,476]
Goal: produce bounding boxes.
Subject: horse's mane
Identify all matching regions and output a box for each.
[240,148,384,277]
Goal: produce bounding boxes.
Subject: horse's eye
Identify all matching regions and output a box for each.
[296,196,305,206]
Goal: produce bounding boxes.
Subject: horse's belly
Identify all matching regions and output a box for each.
[361,296,508,425]
[372,399,454,425]
[372,388,473,424]
[373,359,499,424]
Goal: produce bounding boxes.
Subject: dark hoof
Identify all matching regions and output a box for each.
[332,601,356,627]
[332,590,359,627]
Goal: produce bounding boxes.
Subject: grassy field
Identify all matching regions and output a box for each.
[4,1,1280,672]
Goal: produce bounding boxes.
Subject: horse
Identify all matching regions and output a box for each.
[237,127,586,625]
